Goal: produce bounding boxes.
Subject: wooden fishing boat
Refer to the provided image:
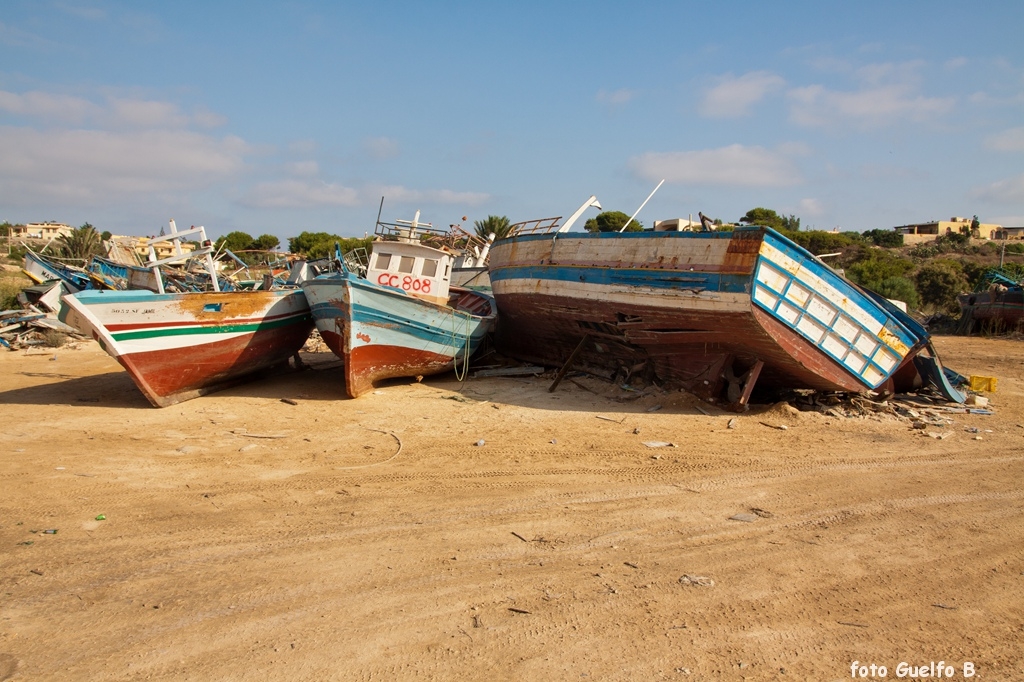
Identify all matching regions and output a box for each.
[302,212,496,398]
[59,222,314,407]
[22,250,95,292]
[488,198,963,407]
[957,271,1024,334]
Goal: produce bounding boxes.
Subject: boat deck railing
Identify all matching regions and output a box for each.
[508,216,563,237]
[375,220,486,255]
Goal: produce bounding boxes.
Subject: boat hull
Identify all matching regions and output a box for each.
[60,289,314,407]
[489,227,925,403]
[303,274,495,398]
[958,288,1024,332]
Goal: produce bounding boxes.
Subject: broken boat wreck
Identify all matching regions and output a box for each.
[487,202,964,408]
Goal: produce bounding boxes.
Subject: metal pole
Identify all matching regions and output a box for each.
[618,179,665,232]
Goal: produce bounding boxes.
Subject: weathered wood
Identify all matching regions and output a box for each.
[548,334,590,393]
[473,366,545,377]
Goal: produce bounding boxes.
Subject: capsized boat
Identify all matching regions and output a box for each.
[302,211,496,398]
[488,197,964,407]
[60,221,314,407]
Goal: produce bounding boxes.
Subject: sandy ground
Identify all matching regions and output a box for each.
[0,335,1022,681]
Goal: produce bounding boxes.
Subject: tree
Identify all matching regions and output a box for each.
[863,229,903,248]
[57,223,104,260]
[289,231,342,257]
[914,260,969,313]
[252,234,280,251]
[584,211,643,233]
[215,231,255,253]
[473,215,512,240]
[100,230,112,241]
[739,208,786,231]
[781,214,801,231]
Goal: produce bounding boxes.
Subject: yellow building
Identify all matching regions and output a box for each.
[894,217,1002,245]
[13,222,75,240]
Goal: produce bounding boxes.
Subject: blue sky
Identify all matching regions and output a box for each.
[2,1,1023,243]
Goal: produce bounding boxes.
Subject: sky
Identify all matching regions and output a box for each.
[1,1,1023,245]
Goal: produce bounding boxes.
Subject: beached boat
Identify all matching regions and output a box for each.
[302,212,496,398]
[60,222,314,407]
[957,271,1023,334]
[22,250,95,292]
[488,198,963,407]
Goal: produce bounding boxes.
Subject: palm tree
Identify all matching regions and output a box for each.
[473,215,512,240]
[57,223,104,261]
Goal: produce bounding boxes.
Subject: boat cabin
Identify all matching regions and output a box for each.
[365,240,453,306]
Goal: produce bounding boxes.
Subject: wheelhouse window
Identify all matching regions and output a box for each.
[375,253,392,270]
[399,256,416,273]
[421,259,438,277]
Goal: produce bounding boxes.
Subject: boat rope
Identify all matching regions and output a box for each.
[452,311,472,382]
[333,429,403,470]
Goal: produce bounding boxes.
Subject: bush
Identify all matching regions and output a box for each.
[41,330,68,347]
[844,249,916,291]
[783,230,861,255]
[914,260,969,313]
[863,229,904,248]
[872,276,920,309]
[1,274,28,310]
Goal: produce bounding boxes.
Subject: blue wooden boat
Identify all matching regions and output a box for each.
[488,199,964,407]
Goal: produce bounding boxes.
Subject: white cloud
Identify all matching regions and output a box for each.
[787,83,954,129]
[970,173,1024,203]
[362,184,489,206]
[238,181,489,211]
[984,127,1024,152]
[798,198,824,217]
[238,180,360,209]
[107,97,190,128]
[0,127,249,205]
[628,144,802,187]
[285,160,320,177]
[596,88,637,106]
[362,136,400,160]
[0,21,53,48]
[0,89,226,129]
[0,90,101,124]
[699,71,785,118]
[55,2,106,20]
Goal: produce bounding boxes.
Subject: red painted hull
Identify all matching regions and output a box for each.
[493,292,909,402]
[118,323,313,407]
[318,328,459,398]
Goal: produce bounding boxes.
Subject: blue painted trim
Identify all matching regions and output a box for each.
[490,264,752,293]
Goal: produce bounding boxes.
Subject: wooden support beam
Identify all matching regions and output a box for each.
[548,333,590,393]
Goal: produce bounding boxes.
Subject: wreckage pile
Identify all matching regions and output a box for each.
[0,307,84,350]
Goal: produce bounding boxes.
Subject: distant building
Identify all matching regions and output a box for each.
[12,222,74,240]
[103,234,198,262]
[993,226,1024,240]
[894,216,1002,245]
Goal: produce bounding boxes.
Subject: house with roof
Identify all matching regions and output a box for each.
[12,222,75,240]
[992,226,1024,240]
[894,217,1003,245]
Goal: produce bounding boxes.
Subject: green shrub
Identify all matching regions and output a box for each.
[844,249,916,291]
[914,260,969,313]
[1,274,27,310]
[871,276,920,310]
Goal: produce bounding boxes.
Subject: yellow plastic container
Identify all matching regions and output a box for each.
[968,375,997,392]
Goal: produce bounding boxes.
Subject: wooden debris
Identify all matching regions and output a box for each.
[473,366,546,378]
